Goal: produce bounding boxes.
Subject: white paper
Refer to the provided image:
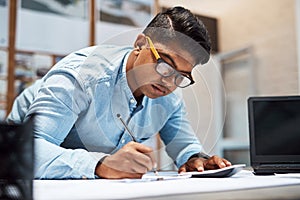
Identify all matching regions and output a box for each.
[142,171,191,181]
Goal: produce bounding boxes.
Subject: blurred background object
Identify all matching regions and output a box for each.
[0,120,33,200]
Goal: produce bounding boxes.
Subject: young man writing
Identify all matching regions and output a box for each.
[7,6,231,179]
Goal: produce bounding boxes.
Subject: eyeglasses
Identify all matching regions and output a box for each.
[145,36,195,88]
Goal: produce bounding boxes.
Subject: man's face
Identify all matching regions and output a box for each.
[128,41,195,99]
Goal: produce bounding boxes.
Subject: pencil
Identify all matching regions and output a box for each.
[116,114,159,176]
[116,114,137,142]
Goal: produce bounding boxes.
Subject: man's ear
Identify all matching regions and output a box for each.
[134,34,147,49]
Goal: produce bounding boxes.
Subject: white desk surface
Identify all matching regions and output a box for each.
[34,170,300,200]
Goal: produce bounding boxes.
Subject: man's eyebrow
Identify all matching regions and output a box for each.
[159,52,192,75]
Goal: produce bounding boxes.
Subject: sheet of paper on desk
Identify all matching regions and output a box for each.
[142,171,191,181]
[182,164,246,178]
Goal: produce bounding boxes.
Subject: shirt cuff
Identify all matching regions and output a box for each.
[175,144,203,168]
[78,152,109,179]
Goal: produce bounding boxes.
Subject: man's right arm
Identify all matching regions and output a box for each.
[22,74,101,179]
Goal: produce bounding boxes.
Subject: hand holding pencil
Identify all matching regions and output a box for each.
[94,114,157,179]
[95,141,156,179]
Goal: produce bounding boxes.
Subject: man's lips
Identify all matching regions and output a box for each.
[152,84,167,94]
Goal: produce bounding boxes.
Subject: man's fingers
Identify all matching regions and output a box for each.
[131,161,150,173]
[190,158,205,171]
[223,159,232,166]
[126,142,157,171]
[178,158,205,173]
[178,165,187,173]
[205,156,232,169]
[177,155,233,175]
[146,151,158,170]
[129,141,153,153]
[196,162,205,171]
[133,151,155,171]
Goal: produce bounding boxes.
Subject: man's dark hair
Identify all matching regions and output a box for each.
[143,6,211,65]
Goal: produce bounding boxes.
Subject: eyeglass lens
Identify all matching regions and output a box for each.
[156,62,191,88]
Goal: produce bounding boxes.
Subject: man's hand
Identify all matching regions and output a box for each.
[178,155,231,173]
[95,141,156,179]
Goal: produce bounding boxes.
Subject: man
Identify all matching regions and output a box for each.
[7,6,231,179]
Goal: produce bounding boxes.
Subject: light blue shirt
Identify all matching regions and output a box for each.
[7,45,203,179]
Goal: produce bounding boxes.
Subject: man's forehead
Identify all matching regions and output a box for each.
[154,42,197,67]
[145,27,210,65]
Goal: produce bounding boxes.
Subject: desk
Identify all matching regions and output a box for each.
[140,185,300,200]
[34,170,300,200]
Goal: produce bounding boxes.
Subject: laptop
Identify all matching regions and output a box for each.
[248,96,300,175]
[0,120,33,200]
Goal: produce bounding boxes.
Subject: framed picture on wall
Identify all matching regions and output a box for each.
[98,0,154,27]
[0,0,8,47]
[20,0,88,19]
[96,0,156,44]
[17,0,90,55]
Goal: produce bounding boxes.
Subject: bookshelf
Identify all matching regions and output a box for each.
[215,46,256,165]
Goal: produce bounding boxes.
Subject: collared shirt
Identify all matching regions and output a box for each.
[7,45,203,179]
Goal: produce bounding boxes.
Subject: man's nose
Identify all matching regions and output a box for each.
[161,75,175,88]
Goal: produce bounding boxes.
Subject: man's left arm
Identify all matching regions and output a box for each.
[159,101,231,172]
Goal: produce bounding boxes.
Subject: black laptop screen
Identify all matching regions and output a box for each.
[252,99,300,156]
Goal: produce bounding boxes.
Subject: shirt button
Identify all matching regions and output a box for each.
[130,98,135,104]
[121,139,125,144]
